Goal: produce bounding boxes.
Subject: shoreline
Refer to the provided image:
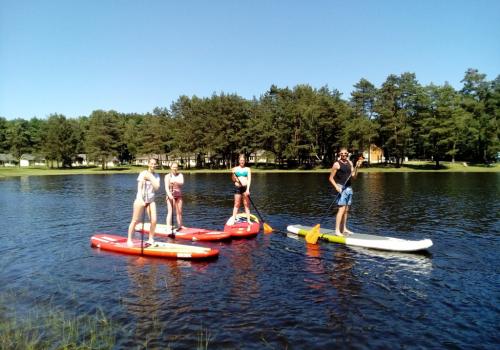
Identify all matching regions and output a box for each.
[0,161,498,178]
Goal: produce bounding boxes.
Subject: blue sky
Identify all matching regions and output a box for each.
[1,0,499,120]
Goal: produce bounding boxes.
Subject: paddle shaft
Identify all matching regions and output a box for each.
[233,174,267,226]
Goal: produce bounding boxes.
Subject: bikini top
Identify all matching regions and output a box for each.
[234,167,248,177]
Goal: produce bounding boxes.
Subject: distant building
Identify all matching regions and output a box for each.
[135,153,197,168]
[363,144,384,163]
[20,154,46,167]
[248,150,275,164]
[0,153,16,167]
[72,154,89,166]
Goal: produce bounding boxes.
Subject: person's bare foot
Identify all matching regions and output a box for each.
[334,231,345,237]
[127,240,134,247]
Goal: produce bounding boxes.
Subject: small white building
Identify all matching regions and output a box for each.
[0,153,16,166]
[20,154,46,167]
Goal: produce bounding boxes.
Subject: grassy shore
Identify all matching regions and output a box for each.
[0,161,498,178]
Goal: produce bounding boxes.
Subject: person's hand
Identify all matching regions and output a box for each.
[356,156,364,168]
[335,185,341,193]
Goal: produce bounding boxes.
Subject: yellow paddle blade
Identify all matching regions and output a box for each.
[305,224,321,244]
[263,223,273,234]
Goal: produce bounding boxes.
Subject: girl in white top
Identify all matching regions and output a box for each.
[165,162,185,233]
[127,158,161,246]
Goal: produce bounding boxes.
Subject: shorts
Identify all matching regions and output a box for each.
[234,185,247,195]
[336,186,353,206]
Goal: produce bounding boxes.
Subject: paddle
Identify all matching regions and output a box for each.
[141,181,147,255]
[233,173,273,234]
[168,183,175,238]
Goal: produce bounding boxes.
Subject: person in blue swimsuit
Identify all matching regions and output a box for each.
[231,154,251,226]
[329,148,363,236]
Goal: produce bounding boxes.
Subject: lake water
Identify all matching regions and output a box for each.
[0,172,499,349]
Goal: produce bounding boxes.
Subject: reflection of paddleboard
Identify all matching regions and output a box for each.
[90,234,219,259]
[135,223,231,241]
[224,213,260,237]
[287,225,433,252]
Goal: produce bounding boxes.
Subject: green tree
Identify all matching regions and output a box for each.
[41,114,79,168]
[375,73,422,167]
[0,117,8,152]
[419,84,473,167]
[6,119,31,164]
[460,68,498,162]
[346,79,379,160]
[85,110,121,169]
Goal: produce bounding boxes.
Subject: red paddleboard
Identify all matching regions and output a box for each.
[135,223,231,241]
[224,213,260,237]
[90,234,219,260]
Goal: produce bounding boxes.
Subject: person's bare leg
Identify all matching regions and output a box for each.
[342,206,353,234]
[147,203,157,244]
[231,193,241,224]
[166,199,173,233]
[335,206,347,236]
[128,200,144,245]
[176,198,183,228]
[243,194,251,231]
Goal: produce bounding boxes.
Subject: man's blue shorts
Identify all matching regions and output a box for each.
[336,186,353,206]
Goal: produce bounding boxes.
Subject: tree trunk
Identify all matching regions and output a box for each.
[435,158,440,169]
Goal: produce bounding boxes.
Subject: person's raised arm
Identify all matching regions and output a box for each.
[165,174,172,199]
[148,173,160,191]
[351,157,363,179]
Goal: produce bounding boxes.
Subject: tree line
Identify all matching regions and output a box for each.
[0,68,498,169]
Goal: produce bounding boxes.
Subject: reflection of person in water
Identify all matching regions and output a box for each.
[228,239,261,302]
[123,258,186,344]
[326,248,361,330]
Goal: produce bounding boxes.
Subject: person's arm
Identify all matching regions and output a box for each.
[329,163,341,192]
[165,174,173,199]
[177,173,184,186]
[231,168,239,186]
[137,172,146,201]
[150,173,160,191]
[137,179,144,201]
[351,158,363,179]
[246,167,251,193]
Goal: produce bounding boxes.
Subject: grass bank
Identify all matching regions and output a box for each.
[0,161,498,178]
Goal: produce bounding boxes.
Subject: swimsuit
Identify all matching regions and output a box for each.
[169,173,183,199]
[136,171,160,203]
[234,167,248,194]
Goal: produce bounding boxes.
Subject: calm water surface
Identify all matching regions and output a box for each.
[0,172,499,349]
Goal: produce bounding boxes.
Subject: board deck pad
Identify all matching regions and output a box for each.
[224,213,260,237]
